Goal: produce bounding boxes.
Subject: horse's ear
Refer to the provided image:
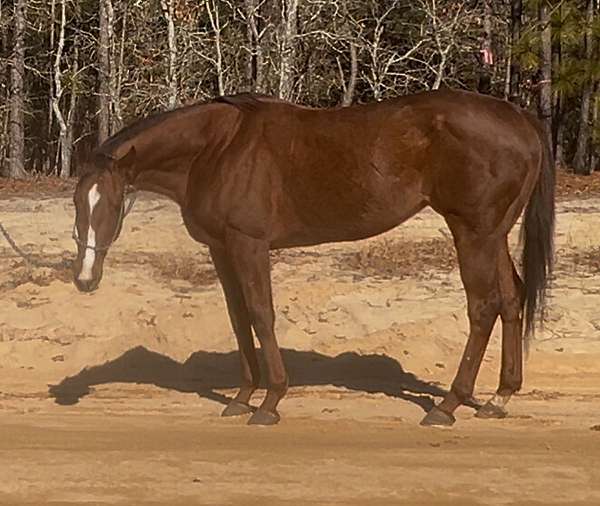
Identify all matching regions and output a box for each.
[116,146,136,169]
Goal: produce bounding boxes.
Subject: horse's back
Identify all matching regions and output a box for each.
[189,90,544,247]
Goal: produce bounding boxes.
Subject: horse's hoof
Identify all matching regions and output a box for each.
[221,400,253,417]
[247,409,280,426]
[475,401,508,419]
[420,406,456,427]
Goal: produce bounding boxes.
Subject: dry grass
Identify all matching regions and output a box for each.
[556,169,600,200]
[0,256,73,292]
[109,252,218,287]
[0,176,75,199]
[337,237,457,280]
[560,248,600,274]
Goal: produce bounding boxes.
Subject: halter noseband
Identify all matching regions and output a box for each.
[72,190,137,253]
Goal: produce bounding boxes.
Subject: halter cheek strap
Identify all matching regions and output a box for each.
[72,191,137,253]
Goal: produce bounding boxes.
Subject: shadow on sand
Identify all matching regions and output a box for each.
[49,346,464,413]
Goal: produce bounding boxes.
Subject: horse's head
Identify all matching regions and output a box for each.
[72,147,136,292]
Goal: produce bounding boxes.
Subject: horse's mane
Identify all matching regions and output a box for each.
[215,93,287,112]
[96,101,209,158]
[93,93,306,161]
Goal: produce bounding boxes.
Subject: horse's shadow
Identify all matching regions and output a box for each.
[48,345,459,413]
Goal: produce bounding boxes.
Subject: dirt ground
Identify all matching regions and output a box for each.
[1,176,600,505]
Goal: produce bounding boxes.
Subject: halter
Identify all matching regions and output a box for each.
[72,190,137,253]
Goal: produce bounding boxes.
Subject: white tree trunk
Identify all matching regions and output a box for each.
[205,0,224,96]
[52,0,74,179]
[342,43,358,107]
[278,0,298,100]
[161,0,178,108]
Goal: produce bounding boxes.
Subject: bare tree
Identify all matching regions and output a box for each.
[356,1,425,100]
[537,0,552,149]
[205,0,225,96]
[51,0,78,179]
[478,0,494,94]
[98,0,111,143]
[278,0,299,99]
[508,0,522,103]
[573,0,596,174]
[8,0,27,178]
[112,3,127,131]
[341,42,358,106]
[161,0,178,108]
[245,0,266,92]
[420,0,465,90]
[0,2,11,175]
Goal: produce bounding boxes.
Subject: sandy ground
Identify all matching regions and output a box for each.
[0,190,600,505]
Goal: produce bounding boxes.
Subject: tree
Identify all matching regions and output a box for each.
[244,0,265,93]
[278,0,298,100]
[573,0,597,174]
[162,0,178,108]
[478,0,494,94]
[508,0,522,103]
[98,0,111,143]
[0,0,598,177]
[51,0,79,179]
[537,0,553,149]
[8,0,27,178]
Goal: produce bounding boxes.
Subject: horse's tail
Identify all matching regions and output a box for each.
[521,114,555,340]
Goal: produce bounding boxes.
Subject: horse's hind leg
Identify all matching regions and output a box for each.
[476,240,523,419]
[421,222,502,427]
[210,247,261,417]
[224,228,288,426]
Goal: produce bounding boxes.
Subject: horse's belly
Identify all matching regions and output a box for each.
[271,198,425,249]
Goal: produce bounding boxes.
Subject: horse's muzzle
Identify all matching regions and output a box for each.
[74,277,100,293]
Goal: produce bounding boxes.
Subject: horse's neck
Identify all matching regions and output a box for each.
[133,157,190,206]
[122,103,235,206]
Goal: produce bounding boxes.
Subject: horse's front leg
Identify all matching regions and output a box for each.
[210,247,261,416]
[225,228,288,426]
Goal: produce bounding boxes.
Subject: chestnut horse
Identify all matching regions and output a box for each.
[72,89,554,426]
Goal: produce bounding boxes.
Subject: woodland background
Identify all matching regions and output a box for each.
[0,0,598,179]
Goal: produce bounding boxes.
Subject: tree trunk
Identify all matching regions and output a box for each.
[278,0,298,100]
[8,0,27,178]
[478,0,493,94]
[0,12,10,175]
[509,0,522,103]
[552,1,563,165]
[245,0,264,93]
[205,0,224,96]
[98,0,111,144]
[537,1,553,150]
[113,3,127,132]
[342,43,358,107]
[59,45,78,179]
[573,0,596,175]
[52,0,71,179]
[591,87,599,172]
[161,0,178,108]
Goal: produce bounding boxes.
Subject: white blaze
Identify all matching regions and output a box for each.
[78,184,101,281]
